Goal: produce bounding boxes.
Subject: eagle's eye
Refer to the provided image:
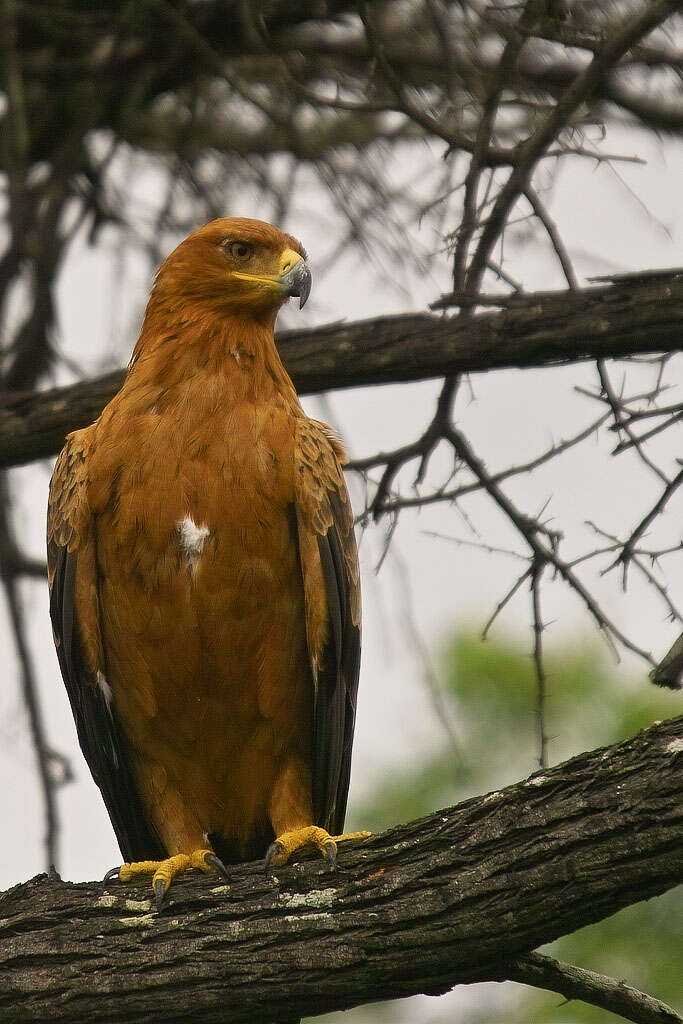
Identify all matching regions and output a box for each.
[226,240,253,261]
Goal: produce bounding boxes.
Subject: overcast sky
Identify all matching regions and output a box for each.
[1,126,682,910]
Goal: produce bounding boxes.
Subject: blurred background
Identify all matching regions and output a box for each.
[0,2,682,1021]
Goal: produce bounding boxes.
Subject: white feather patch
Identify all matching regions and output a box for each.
[178,516,210,568]
[96,670,113,707]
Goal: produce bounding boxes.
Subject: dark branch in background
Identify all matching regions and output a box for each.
[1,717,682,1024]
[345,0,683,743]
[596,359,669,483]
[439,0,569,768]
[0,271,681,470]
[445,422,653,663]
[0,0,73,871]
[531,559,549,770]
[354,410,613,514]
[460,0,678,299]
[501,952,682,1024]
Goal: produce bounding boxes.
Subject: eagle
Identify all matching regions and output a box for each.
[47,218,366,905]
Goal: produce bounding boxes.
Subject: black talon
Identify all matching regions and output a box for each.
[154,877,167,911]
[205,853,230,880]
[264,841,283,873]
[103,866,121,883]
[323,842,337,871]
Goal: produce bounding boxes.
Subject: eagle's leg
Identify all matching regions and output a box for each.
[265,757,370,871]
[105,849,229,908]
[264,826,371,871]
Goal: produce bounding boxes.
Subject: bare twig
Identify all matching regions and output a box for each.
[596,360,669,483]
[357,412,610,515]
[465,0,678,297]
[444,423,654,666]
[503,951,683,1024]
[607,466,683,585]
[524,184,579,290]
[530,560,549,769]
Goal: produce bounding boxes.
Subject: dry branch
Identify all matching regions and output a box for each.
[2,270,682,471]
[502,952,682,1024]
[1,715,682,1024]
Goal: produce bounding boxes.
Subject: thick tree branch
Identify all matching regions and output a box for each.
[1,270,682,471]
[1,715,682,1024]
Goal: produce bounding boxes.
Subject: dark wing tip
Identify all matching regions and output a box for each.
[650,635,683,690]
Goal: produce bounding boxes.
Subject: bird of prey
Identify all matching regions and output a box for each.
[47,218,366,905]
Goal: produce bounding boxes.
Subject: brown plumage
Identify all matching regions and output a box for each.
[47,219,364,900]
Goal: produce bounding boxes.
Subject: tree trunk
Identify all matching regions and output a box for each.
[1,271,681,470]
[1,715,682,1024]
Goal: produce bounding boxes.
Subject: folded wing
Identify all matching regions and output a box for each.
[47,429,164,862]
[294,419,361,835]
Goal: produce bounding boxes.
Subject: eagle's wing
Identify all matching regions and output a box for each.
[294,418,361,836]
[47,429,164,863]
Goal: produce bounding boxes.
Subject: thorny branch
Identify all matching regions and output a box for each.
[346,0,683,781]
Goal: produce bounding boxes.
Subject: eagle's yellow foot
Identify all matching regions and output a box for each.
[104,848,228,909]
[264,825,371,872]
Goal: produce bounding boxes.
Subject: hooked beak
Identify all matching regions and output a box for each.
[278,249,312,309]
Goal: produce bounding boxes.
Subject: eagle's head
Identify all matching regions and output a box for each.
[151,217,311,318]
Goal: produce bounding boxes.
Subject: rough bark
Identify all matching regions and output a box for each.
[1,271,681,471]
[1,715,682,1024]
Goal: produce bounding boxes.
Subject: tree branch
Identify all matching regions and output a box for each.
[1,270,682,470]
[501,952,682,1024]
[1,715,682,1024]
[463,0,678,296]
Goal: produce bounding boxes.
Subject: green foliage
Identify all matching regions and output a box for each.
[346,629,682,1024]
